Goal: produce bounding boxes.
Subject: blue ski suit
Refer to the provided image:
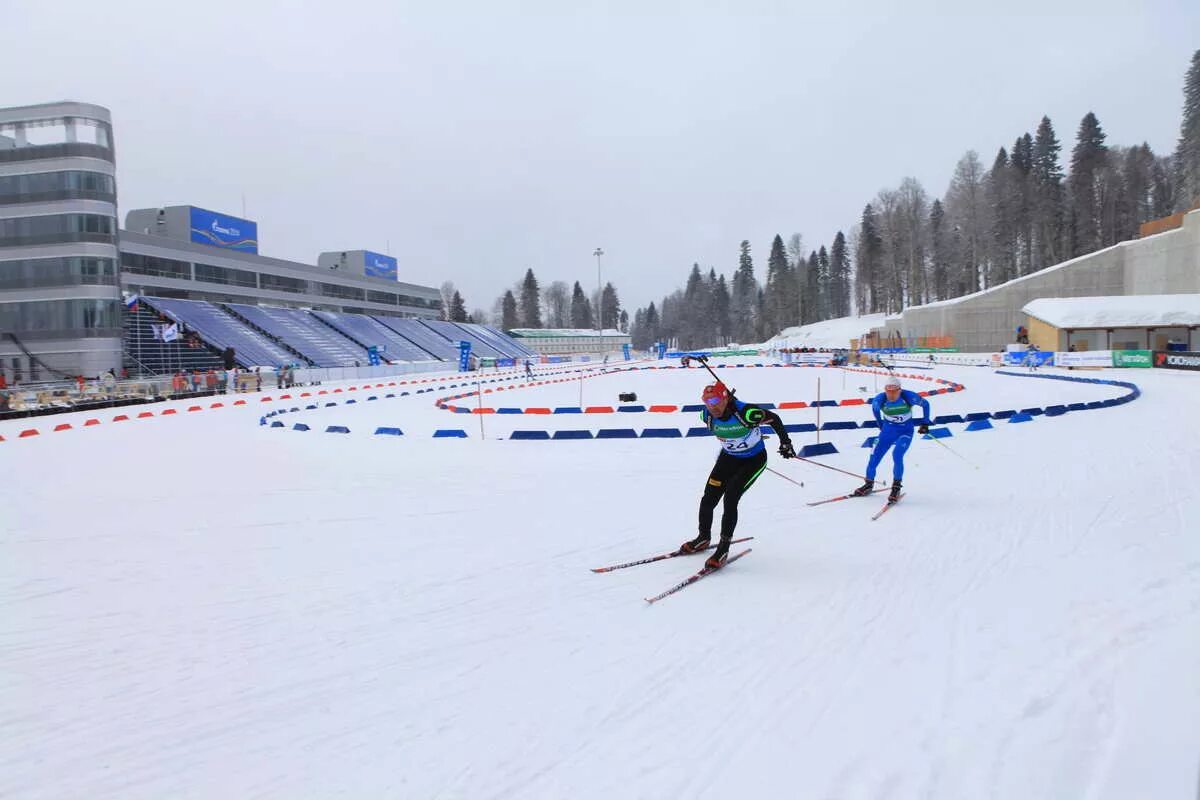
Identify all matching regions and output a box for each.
[866,389,931,482]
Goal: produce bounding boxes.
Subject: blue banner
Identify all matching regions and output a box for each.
[495,357,515,367]
[189,207,258,253]
[655,342,667,360]
[363,250,397,280]
[458,341,472,372]
[367,345,381,367]
[1005,350,1054,367]
[622,343,631,360]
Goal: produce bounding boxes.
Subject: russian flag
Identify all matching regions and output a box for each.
[124,293,139,313]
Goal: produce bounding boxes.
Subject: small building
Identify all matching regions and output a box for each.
[1021,294,1200,352]
[507,328,630,355]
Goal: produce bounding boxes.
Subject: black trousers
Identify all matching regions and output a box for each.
[699,449,768,541]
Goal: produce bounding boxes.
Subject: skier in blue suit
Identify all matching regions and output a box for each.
[852,377,931,503]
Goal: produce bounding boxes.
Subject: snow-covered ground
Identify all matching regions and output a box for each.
[3,358,1199,799]
[765,313,888,350]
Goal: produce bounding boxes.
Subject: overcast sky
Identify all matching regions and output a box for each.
[4,1,1196,314]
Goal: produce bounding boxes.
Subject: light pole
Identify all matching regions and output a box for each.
[593,247,604,340]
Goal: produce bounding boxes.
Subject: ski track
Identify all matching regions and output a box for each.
[2,359,1199,799]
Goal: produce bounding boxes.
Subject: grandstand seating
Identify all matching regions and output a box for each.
[147,297,299,368]
[455,323,537,358]
[226,304,368,367]
[123,303,223,375]
[312,311,441,363]
[372,317,459,360]
[420,319,505,358]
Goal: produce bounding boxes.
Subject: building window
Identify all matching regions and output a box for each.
[0,213,116,245]
[0,256,117,289]
[367,290,398,305]
[315,281,365,301]
[259,273,309,294]
[0,170,116,205]
[120,252,191,280]
[0,298,121,333]
[194,263,258,289]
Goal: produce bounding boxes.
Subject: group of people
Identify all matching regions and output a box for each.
[169,368,267,395]
[680,375,931,569]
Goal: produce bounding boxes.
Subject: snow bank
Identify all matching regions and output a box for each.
[765,313,887,349]
[1022,294,1200,329]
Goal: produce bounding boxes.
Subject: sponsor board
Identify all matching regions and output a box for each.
[1111,349,1152,368]
[1055,350,1112,368]
[363,250,398,280]
[1005,350,1054,367]
[1153,350,1200,371]
[189,207,258,253]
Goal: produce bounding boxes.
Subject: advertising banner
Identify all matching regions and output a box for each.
[1055,350,1112,368]
[363,250,398,280]
[1153,350,1200,371]
[458,341,472,372]
[1005,350,1054,367]
[622,343,631,360]
[189,207,259,253]
[1111,350,1152,368]
[367,345,382,367]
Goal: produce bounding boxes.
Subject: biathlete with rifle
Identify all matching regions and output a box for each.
[679,379,796,569]
[851,377,930,504]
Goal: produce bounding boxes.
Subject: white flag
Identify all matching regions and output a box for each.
[162,323,179,343]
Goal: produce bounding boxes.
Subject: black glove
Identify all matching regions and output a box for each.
[917,423,929,435]
[778,440,797,459]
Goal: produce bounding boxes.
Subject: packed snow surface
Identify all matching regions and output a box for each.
[1022,294,1200,329]
[2,358,1199,799]
[766,313,888,350]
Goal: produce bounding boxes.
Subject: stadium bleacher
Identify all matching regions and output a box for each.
[372,317,459,360]
[312,311,441,363]
[147,297,300,368]
[420,319,505,358]
[226,304,368,367]
[123,303,224,375]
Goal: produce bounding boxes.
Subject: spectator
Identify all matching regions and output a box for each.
[102,369,117,397]
[76,375,85,394]
[206,370,217,392]
[255,367,262,392]
[0,371,7,391]
[190,371,200,392]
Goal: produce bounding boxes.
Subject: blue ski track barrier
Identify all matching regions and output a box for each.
[260,364,1140,442]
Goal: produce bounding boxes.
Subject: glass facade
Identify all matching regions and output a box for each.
[194,262,258,289]
[120,252,191,280]
[0,213,116,246]
[259,273,309,294]
[0,298,121,334]
[0,256,118,289]
[0,170,116,205]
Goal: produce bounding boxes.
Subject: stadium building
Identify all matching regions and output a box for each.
[1,101,533,381]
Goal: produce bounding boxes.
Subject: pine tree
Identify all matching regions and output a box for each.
[987,147,1017,286]
[1176,49,1200,210]
[713,274,732,343]
[682,264,706,347]
[569,281,593,328]
[600,282,621,330]
[928,200,951,301]
[618,308,629,333]
[1069,112,1109,257]
[448,290,468,322]
[803,251,820,323]
[500,290,519,331]
[731,240,758,343]
[519,268,542,328]
[644,301,660,346]
[764,234,792,335]
[855,204,883,313]
[829,231,851,318]
[944,151,988,295]
[1011,133,1035,274]
[1032,116,1066,269]
[816,246,831,321]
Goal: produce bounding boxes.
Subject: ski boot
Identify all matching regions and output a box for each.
[705,537,731,569]
[888,480,903,504]
[851,479,875,497]
[678,533,711,555]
